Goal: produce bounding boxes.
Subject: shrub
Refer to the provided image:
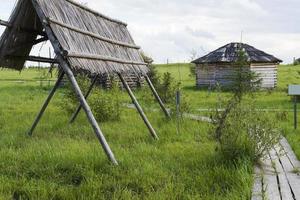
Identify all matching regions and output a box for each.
[59,75,122,122]
[157,72,178,104]
[88,82,122,122]
[213,101,280,163]
[211,48,279,164]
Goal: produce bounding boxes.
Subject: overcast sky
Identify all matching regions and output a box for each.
[1,0,300,64]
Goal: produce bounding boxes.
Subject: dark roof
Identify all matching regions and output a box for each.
[0,0,148,75]
[192,42,282,64]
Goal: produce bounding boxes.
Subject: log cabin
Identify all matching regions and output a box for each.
[192,43,282,89]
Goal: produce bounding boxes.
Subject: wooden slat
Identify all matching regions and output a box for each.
[67,52,146,65]
[270,148,294,200]
[278,138,300,199]
[280,137,300,168]
[251,166,264,200]
[261,154,281,200]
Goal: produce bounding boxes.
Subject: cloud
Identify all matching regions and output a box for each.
[0,0,299,64]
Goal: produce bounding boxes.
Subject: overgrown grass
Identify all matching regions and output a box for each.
[155,63,300,162]
[0,68,253,199]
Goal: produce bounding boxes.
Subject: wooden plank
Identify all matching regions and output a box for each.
[280,137,300,168]
[278,138,300,199]
[261,154,281,200]
[252,166,263,200]
[270,148,294,200]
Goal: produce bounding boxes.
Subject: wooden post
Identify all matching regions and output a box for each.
[31,0,118,165]
[145,75,170,118]
[61,62,118,165]
[70,75,98,123]
[294,96,297,130]
[118,73,158,140]
[28,71,65,136]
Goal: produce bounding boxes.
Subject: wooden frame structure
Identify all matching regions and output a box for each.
[0,0,170,165]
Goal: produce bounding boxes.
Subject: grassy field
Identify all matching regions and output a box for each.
[0,64,299,199]
[155,63,300,159]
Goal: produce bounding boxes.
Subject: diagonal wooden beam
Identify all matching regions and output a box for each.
[118,73,159,140]
[28,71,65,136]
[31,0,118,165]
[69,75,98,123]
[145,75,171,118]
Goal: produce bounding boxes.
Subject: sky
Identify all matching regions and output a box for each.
[0,0,300,64]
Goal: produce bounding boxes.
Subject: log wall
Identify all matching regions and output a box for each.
[250,63,278,88]
[195,63,278,89]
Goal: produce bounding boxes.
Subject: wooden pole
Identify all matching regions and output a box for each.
[145,75,170,118]
[294,96,297,130]
[31,0,118,165]
[61,61,118,165]
[70,75,98,123]
[28,71,65,136]
[118,74,158,140]
[0,19,11,27]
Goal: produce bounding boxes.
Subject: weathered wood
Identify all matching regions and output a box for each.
[252,137,300,200]
[28,71,65,136]
[118,73,158,139]
[0,19,10,27]
[5,55,58,64]
[196,63,278,89]
[145,75,170,118]
[49,18,139,49]
[32,0,118,165]
[277,139,300,199]
[270,148,294,200]
[67,52,146,65]
[280,137,300,167]
[261,154,281,200]
[251,166,263,200]
[70,75,98,123]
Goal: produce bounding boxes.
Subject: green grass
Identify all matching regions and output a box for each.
[155,63,300,162]
[0,68,253,199]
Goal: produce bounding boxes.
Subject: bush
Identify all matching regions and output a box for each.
[213,101,280,163]
[211,48,279,164]
[88,83,122,122]
[59,75,122,122]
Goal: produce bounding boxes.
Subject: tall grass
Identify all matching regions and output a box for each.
[0,69,253,199]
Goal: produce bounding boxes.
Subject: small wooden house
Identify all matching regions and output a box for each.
[192,43,282,89]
